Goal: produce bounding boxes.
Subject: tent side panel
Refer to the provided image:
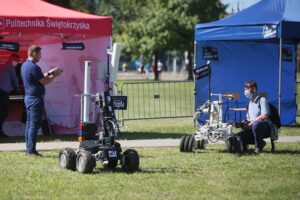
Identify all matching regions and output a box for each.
[195,41,296,125]
[38,36,110,134]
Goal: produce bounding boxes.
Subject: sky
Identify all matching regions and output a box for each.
[221,0,261,13]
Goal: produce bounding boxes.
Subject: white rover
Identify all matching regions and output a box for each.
[179,93,236,152]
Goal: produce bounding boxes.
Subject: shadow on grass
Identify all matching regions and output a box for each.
[218,149,300,155]
[0,135,77,143]
[119,131,186,140]
[263,149,300,155]
[0,131,186,144]
[92,167,192,174]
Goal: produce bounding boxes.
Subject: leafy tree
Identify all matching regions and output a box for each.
[49,0,227,80]
[161,0,227,80]
[46,0,98,14]
[99,0,226,80]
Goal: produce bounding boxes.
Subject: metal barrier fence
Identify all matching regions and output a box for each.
[114,81,194,125]
[113,80,300,124]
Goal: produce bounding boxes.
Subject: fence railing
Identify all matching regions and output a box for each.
[114,81,194,125]
[113,80,300,124]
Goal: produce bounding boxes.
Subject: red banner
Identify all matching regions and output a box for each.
[0,17,112,36]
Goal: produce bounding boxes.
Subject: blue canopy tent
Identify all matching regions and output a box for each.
[194,0,300,125]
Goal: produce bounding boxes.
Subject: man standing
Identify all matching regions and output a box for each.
[0,54,20,137]
[21,45,63,156]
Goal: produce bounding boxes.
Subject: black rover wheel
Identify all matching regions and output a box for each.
[121,149,139,172]
[183,135,191,152]
[187,134,196,152]
[197,139,207,150]
[235,136,245,154]
[76,151,95,174]
[226,136,245,154]
[59,148,76,170]
[179,135,187,152]
[226,137,234,153]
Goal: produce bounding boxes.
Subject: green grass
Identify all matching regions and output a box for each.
[0,143,299,200]
[0,118,299,144]
[119,118,300,138]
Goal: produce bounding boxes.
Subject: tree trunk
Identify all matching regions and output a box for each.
[154,52,159,80]
[187,50,194,81]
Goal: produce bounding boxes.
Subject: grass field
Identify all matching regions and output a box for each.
[0,117,299,144]
[0,77,299,199]
[0,143,299,200]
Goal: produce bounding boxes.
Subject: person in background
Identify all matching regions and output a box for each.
[0,54,20,137]
[21,45,63,157]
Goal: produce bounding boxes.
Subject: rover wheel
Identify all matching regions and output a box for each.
[187,134,195,152]
[183,135,191,152]
[225,137,234,153]
[179,135,187,152]
[121,149,139,172]
[236,136,244,154]
[76,151,95,174]
[198,139,207,150]
[59,148,76,171]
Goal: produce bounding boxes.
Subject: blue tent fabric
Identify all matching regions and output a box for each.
[194,0,299,125]
[195,0,300,41]
[195,41,296,124]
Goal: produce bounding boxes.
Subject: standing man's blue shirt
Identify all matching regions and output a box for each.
[21,60,45,96]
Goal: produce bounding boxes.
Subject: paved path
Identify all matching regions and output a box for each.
[0,136,300,152]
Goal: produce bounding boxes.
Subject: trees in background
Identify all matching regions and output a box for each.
[47,0,227,80]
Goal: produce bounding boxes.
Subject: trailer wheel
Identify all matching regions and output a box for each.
[76,151,95,174]
[183,135,191,152]
[121,149,139,172]
[187,134,195,152]
[179,135,187,152]
[59,148,76,171]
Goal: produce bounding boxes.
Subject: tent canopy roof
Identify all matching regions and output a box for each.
[195,0,300,41]
[0,0,111,35]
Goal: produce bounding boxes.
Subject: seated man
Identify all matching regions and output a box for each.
[237,81,271,154]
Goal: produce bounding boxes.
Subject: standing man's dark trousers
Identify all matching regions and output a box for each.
[24,95,44,154]
[0,89,9,136]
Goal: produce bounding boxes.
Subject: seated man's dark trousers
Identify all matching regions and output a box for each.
[237,120,271,150]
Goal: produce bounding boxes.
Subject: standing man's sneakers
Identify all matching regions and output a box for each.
[26,151,43,157]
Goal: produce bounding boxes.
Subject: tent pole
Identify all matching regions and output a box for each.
[278,38,283,117]
[193,40,197,109]
[193,40,197,126]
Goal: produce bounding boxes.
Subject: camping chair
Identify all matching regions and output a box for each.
[259,92,277,153]
[223,92,243,123]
